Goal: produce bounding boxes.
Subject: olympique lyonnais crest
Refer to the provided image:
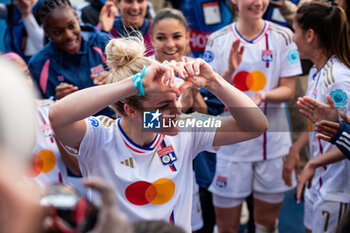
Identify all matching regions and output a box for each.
[158,145,177,166]
[262,49,273,63]
[216,176,227,188]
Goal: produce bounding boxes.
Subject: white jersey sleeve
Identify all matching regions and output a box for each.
[274,25,301,78]
[78,115,116,162]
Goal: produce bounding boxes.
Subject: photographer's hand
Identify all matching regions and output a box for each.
[83,177,132,233]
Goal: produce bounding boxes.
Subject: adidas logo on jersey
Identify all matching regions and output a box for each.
[120,157,134,168]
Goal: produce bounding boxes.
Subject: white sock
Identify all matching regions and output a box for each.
[255,221,278,233]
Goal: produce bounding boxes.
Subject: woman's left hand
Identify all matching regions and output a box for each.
[165,59,217,93]
[91,71,110,85]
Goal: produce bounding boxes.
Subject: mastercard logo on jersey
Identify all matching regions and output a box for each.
[125,178,175,205]
[27,149,57,177]
[233,71,267,92]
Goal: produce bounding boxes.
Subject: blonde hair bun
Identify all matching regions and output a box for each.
[106,36,146,69]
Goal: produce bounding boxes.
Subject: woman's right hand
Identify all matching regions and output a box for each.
[99,0,119,32]
[282,146,300,187]
[14,0,32,18]
[55,82,78,100]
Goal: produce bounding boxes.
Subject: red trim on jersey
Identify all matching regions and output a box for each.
[170,165,177,172]
[38,109,54,143]
[317,137,326,191]
[151,134,164,149]
[169,209,175,224]
[58,172,62,183]
[265,34,269,68]
[118,119,163,153]
[123,140,145,153]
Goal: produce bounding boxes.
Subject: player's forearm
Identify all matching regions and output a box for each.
[265,85,295,102]
[207,74,268,132]
[50,78,136,127]
[290,131,309,153]
[308,148,345,169]
[221,68,234,84]
[265,77,296,102]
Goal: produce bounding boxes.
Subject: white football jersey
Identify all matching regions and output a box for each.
[26,99,68,186]
[306,57,350,202]
[204,21,302,161]
[77,116,216,233]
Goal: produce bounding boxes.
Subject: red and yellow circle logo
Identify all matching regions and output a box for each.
[233,71,267,92]
[27,149,56,177]
[125,178,175,205]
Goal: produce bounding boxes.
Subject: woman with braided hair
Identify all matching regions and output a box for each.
[28,0,114,117]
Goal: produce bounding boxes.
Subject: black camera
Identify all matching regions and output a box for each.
[40,184,98,233]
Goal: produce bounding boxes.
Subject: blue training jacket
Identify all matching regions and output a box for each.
[29,24,114,117]
[331,122,350,160]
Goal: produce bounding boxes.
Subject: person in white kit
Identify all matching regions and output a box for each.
[2,53,66,182]
[48,35,268,233]
[282,2,350,233]
[150,8,208,231]
[203,0,302,232]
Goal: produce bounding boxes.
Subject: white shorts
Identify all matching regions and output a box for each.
[191,174,203,231]
[209,157,295,198]
[311,196,349,233]
[303,193,315,230]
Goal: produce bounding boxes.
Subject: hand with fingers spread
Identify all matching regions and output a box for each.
[55,83,78,100]
[99,0,119,32]
[297,95,339,124]
[222,40,245,83]
[83,177,132,233]
[91,71,110,85]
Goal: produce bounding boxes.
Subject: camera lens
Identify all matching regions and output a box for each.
[40,184,98,233]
